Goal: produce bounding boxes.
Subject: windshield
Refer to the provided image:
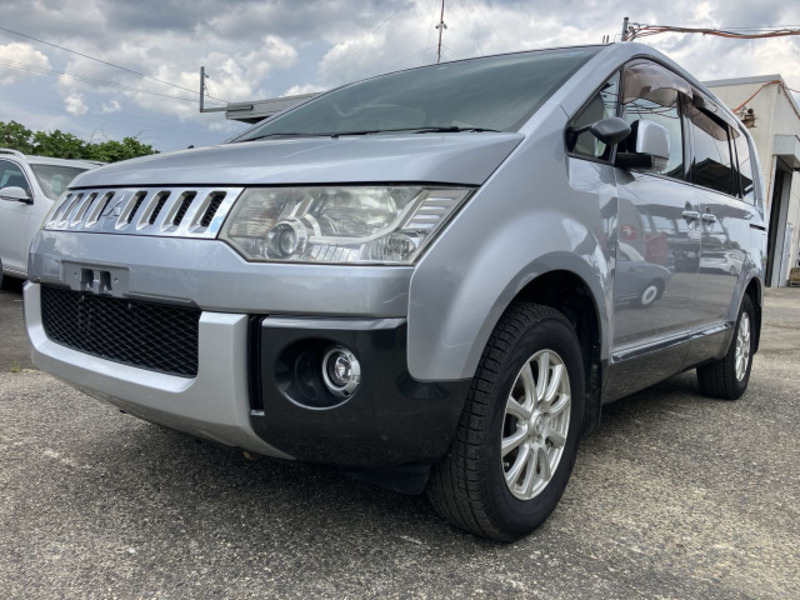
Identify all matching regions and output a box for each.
[236,47,598,141]
[31,165,88,200]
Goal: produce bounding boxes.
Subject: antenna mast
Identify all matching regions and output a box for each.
[436,0,447,63]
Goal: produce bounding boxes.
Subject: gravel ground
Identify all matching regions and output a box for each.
[1,278,798,599]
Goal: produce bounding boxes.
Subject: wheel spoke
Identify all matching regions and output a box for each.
[505,442,530,485]
[520,363,536,410]
[538,446,552,481]
[522,445,540,495]
[543,364,564,407]
[545,428,566,448]
[535,352,550,404]
[501,427,528,457]
[506,396,531,421]
[548,394,570,418]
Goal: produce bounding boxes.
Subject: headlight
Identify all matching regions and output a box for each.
[219,186,472,264]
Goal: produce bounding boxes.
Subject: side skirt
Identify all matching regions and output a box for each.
[603,322,734,404]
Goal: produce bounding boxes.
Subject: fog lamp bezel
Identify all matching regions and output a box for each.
[321,346,361,398]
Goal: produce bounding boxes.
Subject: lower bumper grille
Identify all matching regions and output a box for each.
[40,285,201,377]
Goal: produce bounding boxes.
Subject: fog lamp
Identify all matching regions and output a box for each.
[322,346,361,398]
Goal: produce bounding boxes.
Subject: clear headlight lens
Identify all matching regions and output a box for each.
[220,186,472,264]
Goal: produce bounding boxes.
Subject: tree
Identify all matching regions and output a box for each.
[0,121,157,162]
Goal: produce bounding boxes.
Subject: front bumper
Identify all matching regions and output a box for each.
[25,282,469,468]
[25,282,291,458]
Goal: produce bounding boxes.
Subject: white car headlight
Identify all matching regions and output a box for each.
[220,186,472,264]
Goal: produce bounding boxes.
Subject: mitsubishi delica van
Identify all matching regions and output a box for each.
[24,43,767,541]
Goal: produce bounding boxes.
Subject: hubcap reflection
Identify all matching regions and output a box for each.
[501,349,571,501]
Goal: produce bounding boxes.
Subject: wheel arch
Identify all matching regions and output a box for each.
[743,276,762,354]
[511,268,606,437]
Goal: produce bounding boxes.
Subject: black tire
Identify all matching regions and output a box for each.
[427,303,585,542]
[697,294,755,400]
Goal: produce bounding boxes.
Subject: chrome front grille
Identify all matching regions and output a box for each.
[44,187,243,238]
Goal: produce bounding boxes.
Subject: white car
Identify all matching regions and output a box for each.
[699,249,746,275]
[0,149,100,284]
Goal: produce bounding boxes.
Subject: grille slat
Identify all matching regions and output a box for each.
[44,186,242,239]
[41,285,201,378]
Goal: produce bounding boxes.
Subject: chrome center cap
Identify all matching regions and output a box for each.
[530,415,544,436]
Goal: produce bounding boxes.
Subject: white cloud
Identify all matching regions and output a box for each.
[101,99,121,113]
[1,0,798,152]
[64,93,88,116]
[284,83,326,96]
[0,42,50,85]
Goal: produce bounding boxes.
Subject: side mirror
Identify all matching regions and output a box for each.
[615,120,670,171]
[0,186,32,204]
[567,117,631,149]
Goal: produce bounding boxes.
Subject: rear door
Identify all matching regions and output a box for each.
[684,101,760,362]
[0,159,34,275]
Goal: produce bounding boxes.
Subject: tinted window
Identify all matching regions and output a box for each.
[236,48,598,139]
[687,107,737,196]
[0,160,31,195]
[570,74,619,160]
[732,130,755,203]
[30,165,87,200]
[622,97,685,179]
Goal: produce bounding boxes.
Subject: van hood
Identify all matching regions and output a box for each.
[72,133,524,189]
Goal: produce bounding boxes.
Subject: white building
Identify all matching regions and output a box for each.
[706,75,800,287]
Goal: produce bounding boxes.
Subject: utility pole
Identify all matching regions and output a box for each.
[621,16,629,41]
[198,66,237,113]
[436,0,447,64]
[199,66,207,113]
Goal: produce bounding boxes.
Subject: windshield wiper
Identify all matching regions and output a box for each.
[237,126,501,142]
[234,132,331,143]
[331,126,501,137]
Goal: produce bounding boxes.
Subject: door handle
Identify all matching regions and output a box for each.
[682,210,700,221]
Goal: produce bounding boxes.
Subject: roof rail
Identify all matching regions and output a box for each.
[0,148,25,158]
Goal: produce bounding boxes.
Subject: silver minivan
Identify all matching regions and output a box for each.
[24,43,767,541]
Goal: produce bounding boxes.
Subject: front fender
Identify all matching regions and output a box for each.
[408,214,611,382]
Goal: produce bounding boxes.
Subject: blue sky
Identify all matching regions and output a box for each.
[1,0,798,153]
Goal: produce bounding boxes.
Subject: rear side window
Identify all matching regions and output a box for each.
[570,74,620,160]
[732,131,755,203]
[621,97,685,179]
[687,107,738,197]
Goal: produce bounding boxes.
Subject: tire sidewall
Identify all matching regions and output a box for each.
[729,294,755,395]
[483,316,585,537]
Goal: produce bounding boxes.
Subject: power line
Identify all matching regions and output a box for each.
[469,0,504,51]
[0,24,229,103]
[0,92,227,138]
[317,8,400,78]
[625,22,800,41]
[0,58,226,105]
[459,0,485,57]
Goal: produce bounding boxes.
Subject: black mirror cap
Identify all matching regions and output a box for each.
[589,117,631,145]
[614,152,655,170]
[566,117,631,151]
